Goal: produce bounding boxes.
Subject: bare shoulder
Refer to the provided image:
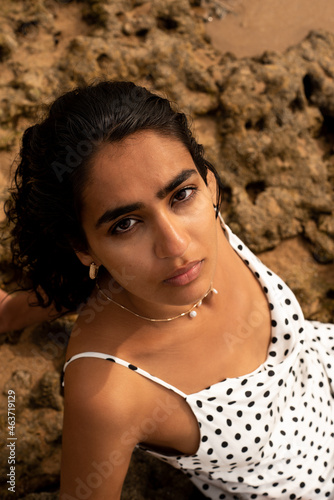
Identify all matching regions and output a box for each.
[64,288,153,421]
[63,353,152,430]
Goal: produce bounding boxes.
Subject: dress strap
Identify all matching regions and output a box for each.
[218,213,230,241]
[63,351,187,398]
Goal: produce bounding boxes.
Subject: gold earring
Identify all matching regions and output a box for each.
[89,262,99,280]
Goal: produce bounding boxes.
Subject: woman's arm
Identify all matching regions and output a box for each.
[60,359,147,500]
[0,288,63,334]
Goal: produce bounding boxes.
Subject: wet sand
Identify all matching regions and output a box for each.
[206,0,334,57]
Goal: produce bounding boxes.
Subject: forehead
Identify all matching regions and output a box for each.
[83,131,195,201]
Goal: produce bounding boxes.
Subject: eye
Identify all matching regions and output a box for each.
[111,218,137,235]
[173,187,197,203]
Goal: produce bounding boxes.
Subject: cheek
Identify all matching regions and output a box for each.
[101,243,153,283]
[193,202,217,235]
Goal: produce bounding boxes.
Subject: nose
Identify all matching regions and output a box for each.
[153,213,190,259]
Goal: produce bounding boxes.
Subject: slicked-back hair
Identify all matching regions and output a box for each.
[5,81,224,312]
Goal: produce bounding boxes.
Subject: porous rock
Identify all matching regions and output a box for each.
[211,31,334,255]
[0,0,333,498]
[30,371,64,411]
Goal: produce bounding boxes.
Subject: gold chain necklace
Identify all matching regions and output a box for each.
[96,282,218,322]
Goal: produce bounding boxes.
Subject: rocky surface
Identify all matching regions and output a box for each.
[0,0,333,498]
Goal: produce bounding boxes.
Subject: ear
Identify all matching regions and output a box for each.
[206,170,218,205]
[75,249,100,268]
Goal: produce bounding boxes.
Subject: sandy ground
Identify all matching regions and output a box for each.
[206,0,334,57]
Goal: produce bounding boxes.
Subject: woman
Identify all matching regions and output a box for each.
[4,81,334,499]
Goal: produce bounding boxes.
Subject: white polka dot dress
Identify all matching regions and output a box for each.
[64,225,334,499]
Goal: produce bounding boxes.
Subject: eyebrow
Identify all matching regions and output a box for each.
[95,168,198,229]
[156,168,197,200]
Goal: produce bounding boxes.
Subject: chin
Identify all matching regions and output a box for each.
[164,277,212,308]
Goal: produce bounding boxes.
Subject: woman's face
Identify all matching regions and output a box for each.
[77,130,220,316]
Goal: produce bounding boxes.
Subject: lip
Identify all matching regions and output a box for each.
[164,260,203,286]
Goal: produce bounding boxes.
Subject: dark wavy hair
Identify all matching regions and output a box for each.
[4,81,224,312]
